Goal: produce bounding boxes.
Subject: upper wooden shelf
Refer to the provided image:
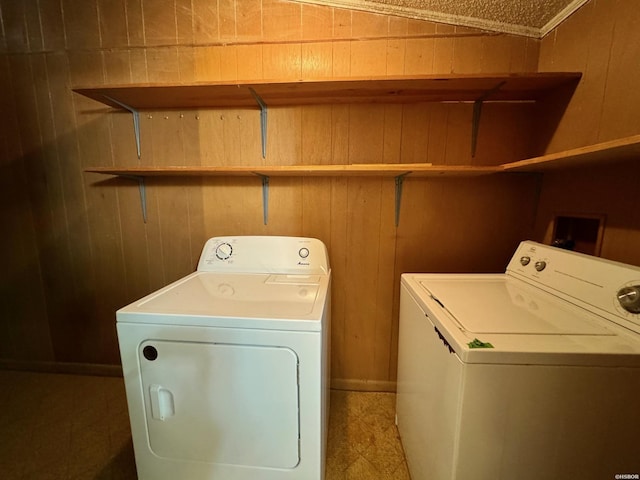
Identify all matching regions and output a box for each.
[502,134,640,172]
[86,164,501,178]
[73,72,581,110]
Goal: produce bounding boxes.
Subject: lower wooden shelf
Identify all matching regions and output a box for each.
[85,163,501,178]
[85,134,640,179]
[85,134,640,226]
[86,163,503,227]
[502,134,640,171]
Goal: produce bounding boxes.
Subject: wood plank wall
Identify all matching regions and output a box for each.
[2,0,545,390]
[534,0,640,268]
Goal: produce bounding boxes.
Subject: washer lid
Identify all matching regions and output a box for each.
[419,277,613,336]
[117,272,329,329]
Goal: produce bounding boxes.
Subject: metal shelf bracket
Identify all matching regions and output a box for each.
[256,174,270,225]
[120,175,147,223]
[249,88,268,158]
[394,172,410,227]
[104,95,141,159]
[471,81,506,157]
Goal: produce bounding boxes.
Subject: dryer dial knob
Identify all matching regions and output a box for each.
[299,247,310,259]
[617,285,640,314]
[215,242,233,260]
[534,260,547,272]
[520,256,531,266]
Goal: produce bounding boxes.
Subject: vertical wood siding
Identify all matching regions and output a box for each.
[535,0,640,269]
[0,0,569,389]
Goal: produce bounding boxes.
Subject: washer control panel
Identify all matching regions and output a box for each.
[507,241,640,333]
[197,236,330,275]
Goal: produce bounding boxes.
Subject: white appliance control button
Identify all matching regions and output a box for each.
[215,242,233,260]
[520,256,531,266]
[534,260,547,272]
[299,247,310,258]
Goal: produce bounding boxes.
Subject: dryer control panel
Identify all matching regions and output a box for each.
[197,236,330,275]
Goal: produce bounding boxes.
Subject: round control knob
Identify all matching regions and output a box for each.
[617,285,640,314]
[215,242,233,260]
[534,260,547,272]
[520,256,531,266]
[299,247,310,259]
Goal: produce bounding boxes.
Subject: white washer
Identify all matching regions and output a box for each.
[397,241,640,480]
[117,236,331,480]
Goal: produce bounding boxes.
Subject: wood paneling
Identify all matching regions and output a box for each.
[0,53,52,362]
[535,0,640,271]
[126,0,146,47]
[1,0,29,51]
[7,0,636,390]
[535,160,640,268]
[98,0,129,48]
[63,0,101,50]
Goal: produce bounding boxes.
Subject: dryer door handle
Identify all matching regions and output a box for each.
[149,384,175,421]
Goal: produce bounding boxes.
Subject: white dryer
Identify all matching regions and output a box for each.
[117,236,331,480]
[397,241,640,480]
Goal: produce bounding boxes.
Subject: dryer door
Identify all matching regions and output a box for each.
[139,340,300,469]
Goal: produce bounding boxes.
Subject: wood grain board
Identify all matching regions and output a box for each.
[85,133,640,177]
[73,72,581,110]
[504,134,640,171]
[85,163,503,177]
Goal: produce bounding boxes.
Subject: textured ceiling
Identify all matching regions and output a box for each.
[292,0,590,37]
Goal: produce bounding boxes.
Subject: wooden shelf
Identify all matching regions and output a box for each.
[87,134,640,179]
[86,134,638,227]
[73,72,582,162]
[86,164,502,178]
[73,72,581,110]
[85,163,502,227]
[502,134,640,172]
[76,72,589,226]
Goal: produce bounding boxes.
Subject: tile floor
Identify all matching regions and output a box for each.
[0,370,409,480]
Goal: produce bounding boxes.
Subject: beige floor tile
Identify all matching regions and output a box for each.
[392,461,412,480]
[345,456,382,480]
[0,371,408,480]
[360,426,405,476]
[326,390,409,480]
